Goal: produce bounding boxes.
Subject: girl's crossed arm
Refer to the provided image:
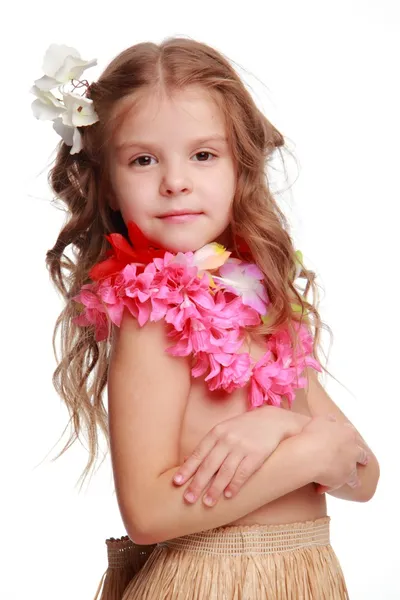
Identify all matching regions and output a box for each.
[108,313,366,545]
[299,369,380,501]
[175,369,379,506]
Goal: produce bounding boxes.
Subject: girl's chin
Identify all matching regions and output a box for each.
[159,235,216,254]
[163,241,208,253]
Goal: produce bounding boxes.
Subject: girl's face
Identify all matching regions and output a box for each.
[108,85,236,252]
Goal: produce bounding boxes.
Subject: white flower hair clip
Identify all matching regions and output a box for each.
[30,44,99,154]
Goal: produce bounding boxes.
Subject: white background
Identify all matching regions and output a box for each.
[1,1,399,598]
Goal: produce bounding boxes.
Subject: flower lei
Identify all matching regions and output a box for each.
[30,44,99,154]
[72,222,322,409]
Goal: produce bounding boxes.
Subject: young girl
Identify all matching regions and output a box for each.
[34,38,379,599]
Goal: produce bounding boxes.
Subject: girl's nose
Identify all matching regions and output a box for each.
[159,165,193,197]
[161,183,191,196]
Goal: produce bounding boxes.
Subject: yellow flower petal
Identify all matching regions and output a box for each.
[208,273,217,288]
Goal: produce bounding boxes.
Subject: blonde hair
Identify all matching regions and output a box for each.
[45,37,332,490]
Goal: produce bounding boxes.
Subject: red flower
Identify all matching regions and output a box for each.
[233,235,253,261]
[89,221,167,281]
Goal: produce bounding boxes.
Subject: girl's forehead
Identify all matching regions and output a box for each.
[112,86,226,143]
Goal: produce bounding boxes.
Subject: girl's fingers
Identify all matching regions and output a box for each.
[347,468,361,489]
[201,451,244,506]
[357,446,369,465]
[224,454,263,499]
[316,484,334,494]
[183,442,230,504]
[173,435,218,485]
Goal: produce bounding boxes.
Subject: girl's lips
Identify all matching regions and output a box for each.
[159,213,202,223]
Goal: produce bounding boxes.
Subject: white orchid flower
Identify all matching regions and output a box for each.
[61,91,99,128]
[34,44,97,91]
[213,258,270,315]
[31,43,99,154]
[52,118,83,154]
[30,85,66,121]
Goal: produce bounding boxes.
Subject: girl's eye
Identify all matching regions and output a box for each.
[129,152,216,166]
[192,151,216,162]
[130,155,156,167]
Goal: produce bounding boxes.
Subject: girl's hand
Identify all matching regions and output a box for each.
[173,406,311,507]
[302,415,370,493]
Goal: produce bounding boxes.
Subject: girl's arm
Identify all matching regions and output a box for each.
[148,435,317,545]
[301,368,380,502]
[108,313,321,545]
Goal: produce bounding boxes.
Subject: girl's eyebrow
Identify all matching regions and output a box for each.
[116,134,228,153]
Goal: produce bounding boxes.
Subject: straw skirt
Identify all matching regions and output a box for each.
[93,516,349,599]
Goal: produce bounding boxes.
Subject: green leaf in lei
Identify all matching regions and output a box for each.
[291,302,309,314]
[294,249,304,280]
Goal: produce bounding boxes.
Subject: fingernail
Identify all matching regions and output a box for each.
[203,495,214,506]
[224,490,232,498]
[184,491,196,503]
[174,474,183,483]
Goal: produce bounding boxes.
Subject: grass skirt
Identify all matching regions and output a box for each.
[92,516,349,599]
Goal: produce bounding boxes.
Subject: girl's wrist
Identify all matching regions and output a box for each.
[259,405,312,441]
[284,412,312,439]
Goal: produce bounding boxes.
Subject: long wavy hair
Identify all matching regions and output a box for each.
[45,37,333,490]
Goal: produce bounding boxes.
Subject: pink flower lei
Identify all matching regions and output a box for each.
[72,235,321,409]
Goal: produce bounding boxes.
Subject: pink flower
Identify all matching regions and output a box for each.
[248,322,322,408]
[249,352,296,408]
[210,291,261,329]
[123,263,168,326]
[152,254,213,326]
[205,351,253,393]
[167,317,244,358]
[167,318,208,357]
[72,268,131,337]
[73,309,110,342]
[192,350,252,393]
[100,271,131,326]
[152,253,201,296]
[72,283,112,341]
[267,322,322,373]
[165,295,202,331]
